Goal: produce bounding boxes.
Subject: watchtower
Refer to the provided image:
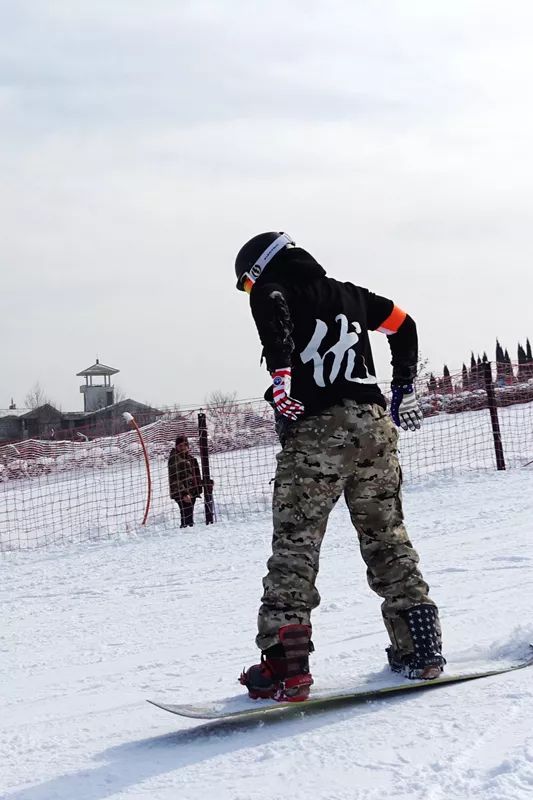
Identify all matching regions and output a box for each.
[77,359,120,413]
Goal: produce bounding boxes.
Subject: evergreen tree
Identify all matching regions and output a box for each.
[482,352,492,386]
[470,352,478,389]
[495,339,506,384]
[476,355,483,389]
[526,339,533,379]
[427,373,437,393]
[443,364,453,393]
[504,349,514,383]
[517,343,526,381]
[462,363,469,391]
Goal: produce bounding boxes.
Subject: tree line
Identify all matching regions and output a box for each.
[427,338,533,394]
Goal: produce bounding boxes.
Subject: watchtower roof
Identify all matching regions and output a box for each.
[76,359,120,377]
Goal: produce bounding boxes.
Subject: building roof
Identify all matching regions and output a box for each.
[0,408,30,418]
[84,399,163,418]
[18,403,63,419]
[76,360,120,377]
[0,400,162,425]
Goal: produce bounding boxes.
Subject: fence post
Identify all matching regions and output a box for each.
[197,411,215,524]
[483,358,506,471]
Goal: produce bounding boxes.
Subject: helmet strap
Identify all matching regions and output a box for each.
[241,232,295,288]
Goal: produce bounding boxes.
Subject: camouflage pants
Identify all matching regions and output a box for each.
[256,400,441,656]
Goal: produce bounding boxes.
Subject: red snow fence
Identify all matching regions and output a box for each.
[1,364,532,551]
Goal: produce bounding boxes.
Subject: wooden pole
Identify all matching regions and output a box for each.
[197,411,215,524]
[483,359,506,471]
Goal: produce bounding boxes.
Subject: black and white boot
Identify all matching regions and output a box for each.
[387,604,446,680]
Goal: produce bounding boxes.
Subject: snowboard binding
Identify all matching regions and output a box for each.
[239,624,314,702]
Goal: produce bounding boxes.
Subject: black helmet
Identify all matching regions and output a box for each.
[235,232,295,291]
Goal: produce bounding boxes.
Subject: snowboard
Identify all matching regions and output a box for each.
[149,651,533,721]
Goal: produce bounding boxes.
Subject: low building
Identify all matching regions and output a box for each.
[0,400,163,443]
[0,360,163,443]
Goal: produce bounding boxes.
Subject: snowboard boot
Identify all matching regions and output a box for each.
[239,624,314,702]
[387,604,446,680]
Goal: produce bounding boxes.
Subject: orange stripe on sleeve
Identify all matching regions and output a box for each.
[377,305,407,335]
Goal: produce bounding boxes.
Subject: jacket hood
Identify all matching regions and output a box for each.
[259,246,326,288]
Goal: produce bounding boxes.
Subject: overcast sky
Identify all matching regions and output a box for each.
[1,0,532,411]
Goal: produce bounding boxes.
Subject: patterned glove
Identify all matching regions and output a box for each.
[271,367,305,421]
[390,384,423,431]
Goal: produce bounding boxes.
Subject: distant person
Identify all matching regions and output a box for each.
[168,436,203,528]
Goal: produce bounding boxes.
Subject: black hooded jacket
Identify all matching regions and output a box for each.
[249,247,418,416]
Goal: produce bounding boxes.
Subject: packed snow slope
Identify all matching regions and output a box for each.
[2,468,533,800]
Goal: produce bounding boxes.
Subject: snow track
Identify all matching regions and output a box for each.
[2,468,533,799]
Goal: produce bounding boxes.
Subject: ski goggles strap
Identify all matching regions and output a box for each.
[238,232,295,291]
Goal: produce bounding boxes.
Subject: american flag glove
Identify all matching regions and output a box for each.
[271,368,305,421]
[390,384,423,431]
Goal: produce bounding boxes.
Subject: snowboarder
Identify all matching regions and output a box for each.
[235,232,445,702]
[168,436,203,528]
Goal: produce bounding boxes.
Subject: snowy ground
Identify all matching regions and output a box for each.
[2,467,533,800]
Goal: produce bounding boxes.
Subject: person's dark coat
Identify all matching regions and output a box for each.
[168,449,203,501]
